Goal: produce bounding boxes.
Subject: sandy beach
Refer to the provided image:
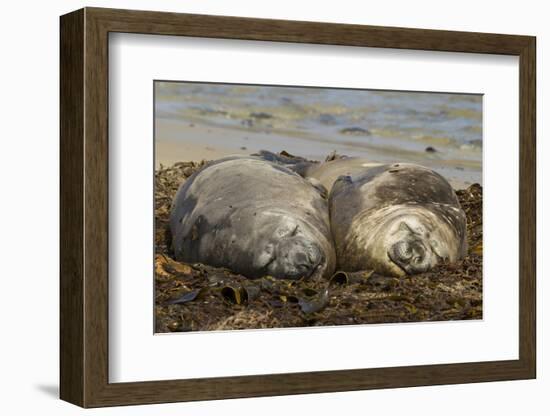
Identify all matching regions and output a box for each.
[155,137,247,168]
[156,118,481,189]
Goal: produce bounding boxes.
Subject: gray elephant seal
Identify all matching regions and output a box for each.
[169,157,336,280]
[330,163,467,277]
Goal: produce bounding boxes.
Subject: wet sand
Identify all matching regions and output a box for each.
[156,118,480,189]
[156,139,247,168]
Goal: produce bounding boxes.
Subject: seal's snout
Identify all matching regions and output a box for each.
[293,244,322,271]
[275,237,323,280]
[389,239,430,274]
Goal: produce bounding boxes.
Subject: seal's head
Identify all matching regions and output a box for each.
[253,218,325,280]
[386,215,453,275]
[349,204,466,277]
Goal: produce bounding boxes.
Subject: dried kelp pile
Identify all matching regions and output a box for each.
[155,157,483,332]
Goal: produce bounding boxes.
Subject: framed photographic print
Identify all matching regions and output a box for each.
[60,7,536,408]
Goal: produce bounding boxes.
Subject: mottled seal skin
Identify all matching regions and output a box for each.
[298,157,381,191]
[330,163,467,277]
[256,151,380,191]
[169,157,336,280]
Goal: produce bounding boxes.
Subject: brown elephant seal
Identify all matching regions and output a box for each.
[169,157,336,280]
[329,163,467,277]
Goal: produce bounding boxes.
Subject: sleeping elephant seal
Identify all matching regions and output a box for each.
[169,157,336,280]
[330,163,467,277]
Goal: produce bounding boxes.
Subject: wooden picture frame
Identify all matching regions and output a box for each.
[60,7,536,408]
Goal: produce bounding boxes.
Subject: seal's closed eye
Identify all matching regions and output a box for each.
[394,221,415,235]
[255,243,275,270]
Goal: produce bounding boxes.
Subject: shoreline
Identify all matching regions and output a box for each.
[155,118,482,189]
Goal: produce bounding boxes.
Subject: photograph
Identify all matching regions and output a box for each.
[52,4,539,408]
[154,81,483,333]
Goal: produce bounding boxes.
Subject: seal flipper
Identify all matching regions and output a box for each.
[254,150,306,164]
[254,150,317,177]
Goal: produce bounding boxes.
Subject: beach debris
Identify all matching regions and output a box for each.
[279,150,298,158]
[221,286,247,305]
[471,242,483,255]
[364,274,400,292]
[206,273,229,286]
[299,288,330,314]
[198,108,228,117]
[164,288,207,305]
[250,112,273,120]
[325,150,346,162]
[329,271,350,286]
[329,270,374,286]
[155,254,193,279]
[220,283,261,305]
[319,113,337,125]
[243,284,261,302]
[167,321,184,332]
[155,255,173,279]
[161,256,193,275]
[339,127,371,136]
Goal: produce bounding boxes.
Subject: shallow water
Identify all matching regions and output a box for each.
[155,81,482,186]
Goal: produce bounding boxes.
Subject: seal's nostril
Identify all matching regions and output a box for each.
[392,241,412,261]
